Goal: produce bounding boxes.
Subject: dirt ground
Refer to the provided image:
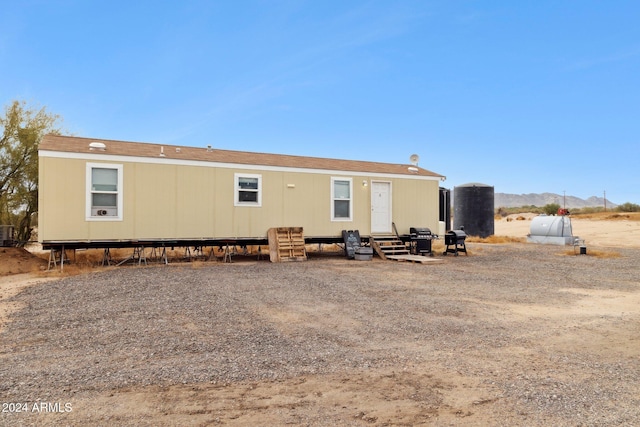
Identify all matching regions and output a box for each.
[0,247,48,277]
[0,215,639,426]
[494,212,640,248]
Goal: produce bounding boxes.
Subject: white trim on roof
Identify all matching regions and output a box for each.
[38,149,443,181]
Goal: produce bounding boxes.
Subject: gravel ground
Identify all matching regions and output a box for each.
[1,243,639,426]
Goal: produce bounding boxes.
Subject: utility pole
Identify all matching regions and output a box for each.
[604,190,607,212]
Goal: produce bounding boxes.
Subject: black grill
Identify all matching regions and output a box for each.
[410,227,434,256]
[443,229,467,256]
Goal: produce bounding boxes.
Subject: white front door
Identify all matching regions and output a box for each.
[371,181,391,233]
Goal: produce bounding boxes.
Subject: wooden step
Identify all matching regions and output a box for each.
[381,248,411,254]
[370,234,444,263]
[370,236,410,259]
[377,244,406,249]
[371,235,400,241]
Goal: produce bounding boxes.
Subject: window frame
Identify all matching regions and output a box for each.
[234,173,262,207]
[86,163,124,221]
[331,177,353,221]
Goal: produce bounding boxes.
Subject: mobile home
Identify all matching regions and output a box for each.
[38,135,444,249]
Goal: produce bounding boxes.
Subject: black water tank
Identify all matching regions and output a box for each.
[453,183,494,238]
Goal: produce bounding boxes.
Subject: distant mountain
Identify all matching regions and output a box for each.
[494,193,617,209]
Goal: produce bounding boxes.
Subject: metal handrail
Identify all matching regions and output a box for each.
[392,222,400,239]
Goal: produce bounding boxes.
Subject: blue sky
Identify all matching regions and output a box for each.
[2,1,639,204]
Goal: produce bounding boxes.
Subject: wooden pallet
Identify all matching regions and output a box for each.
[386,254,443,264]
[267,227,307,262]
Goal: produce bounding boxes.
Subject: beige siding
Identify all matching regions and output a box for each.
[222,168,275,237]
[38,156,441,242]
[39,157,88,241]
[176,165,216,237]
[390,178,441,234]
[352,179,372,233]
[131,163,177,238]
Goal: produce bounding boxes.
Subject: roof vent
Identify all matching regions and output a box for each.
[408,166,419,173]
[89,142,106,151]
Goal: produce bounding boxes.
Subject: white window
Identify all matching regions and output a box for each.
[234,173,262,207]
[86,163,123,221]
[331,177,352,221]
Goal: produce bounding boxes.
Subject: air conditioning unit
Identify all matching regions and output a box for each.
[92,207,117,217]
[0,225,15,247]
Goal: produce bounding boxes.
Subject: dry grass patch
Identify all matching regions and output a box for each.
[574,211,640,221]
[34,248,148,277]
[466,235,526,244]
[560,248,622,258]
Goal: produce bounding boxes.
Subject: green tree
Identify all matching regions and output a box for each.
[0,100,63,245]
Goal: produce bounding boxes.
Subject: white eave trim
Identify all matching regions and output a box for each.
[38,150,443,181]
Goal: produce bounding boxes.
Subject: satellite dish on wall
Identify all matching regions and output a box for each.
[409,154,419,165]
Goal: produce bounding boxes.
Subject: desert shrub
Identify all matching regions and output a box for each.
[574,206,605,215]
[494,205,544,215]
[543,203,561,215]
[496,207,509,217]
[616,202,640,212]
